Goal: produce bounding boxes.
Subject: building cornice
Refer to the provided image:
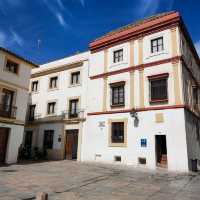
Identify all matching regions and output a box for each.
[90,12,180,53]
[90,56,181,80]
[31,61,84,78]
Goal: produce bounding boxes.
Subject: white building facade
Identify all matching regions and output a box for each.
[81,11,200,172]
[0,47,37,164]
[24,52,89,161]
[24,11,200,172]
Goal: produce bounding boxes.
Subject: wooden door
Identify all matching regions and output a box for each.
[65,130,78,160]
[0,128,9,163]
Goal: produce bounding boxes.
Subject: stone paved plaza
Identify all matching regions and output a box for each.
[0,160,200,200]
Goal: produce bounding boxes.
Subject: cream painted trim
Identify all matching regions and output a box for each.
[102,77,107,112]
[139,69,145,108]
[77,122,83,161]
[130,40,134,66]
[102,49,108,112]
[31,62,83,78]
[108,118,128,147]
[138,38,143,65]
[0,79,28,91]
[104,49,108,73]
[130,71,135,109]
[172,61,182,105]
[171,27,178,57]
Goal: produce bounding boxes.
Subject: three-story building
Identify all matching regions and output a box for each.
[24,51,89,161]
[81,11,200,172]
[0,47,37,164]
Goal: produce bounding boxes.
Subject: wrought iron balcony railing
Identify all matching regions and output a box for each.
[0,104,17,119]
[27,110,84,123]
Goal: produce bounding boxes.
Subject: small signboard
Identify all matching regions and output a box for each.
[141,139,147,147]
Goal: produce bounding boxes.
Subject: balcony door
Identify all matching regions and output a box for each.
[1,89,14,118]
[69,99,78,118]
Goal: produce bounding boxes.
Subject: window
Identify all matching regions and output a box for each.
[113,49,123,63]
[71,71,80,85]
[29,104,36,121]
[151,37,164,53]
[193,86,198,109]
[49,76,58,89]
[69,99,79,118]
[5,59,19,74]
[0,89,15,118]
[43,130,54,149]
[47,102,56,115]
[110,82,125,106]
[111,122,124,143]
[31,81,38,92]
[149,74,168,103]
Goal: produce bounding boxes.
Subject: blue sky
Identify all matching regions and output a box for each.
[0,0,200,64]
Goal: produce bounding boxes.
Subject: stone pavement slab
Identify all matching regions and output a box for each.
[0,160,200,200]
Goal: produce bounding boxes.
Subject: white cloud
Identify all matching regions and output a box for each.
[55,12,67,27]
[0,31,6,46]
[138,0,160,16]
[42,0,69,28]
[56,0,64,10]
[79,0,85,7]
[10,29,24,47]
[195,40,200,56]
[137,0,174,16]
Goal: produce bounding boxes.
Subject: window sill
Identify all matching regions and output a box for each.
[145,51,168,60]
[110,104,125,108]
[48,87,59,92]
[31,91,39,94]
[150,99,168,104]
[109,143,127,148]
[3,69,19,76]
[68,83,81,88]
[110,61,128,68]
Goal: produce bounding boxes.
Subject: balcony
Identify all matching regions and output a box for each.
[0,104,17,119]
[27,110,85,124]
